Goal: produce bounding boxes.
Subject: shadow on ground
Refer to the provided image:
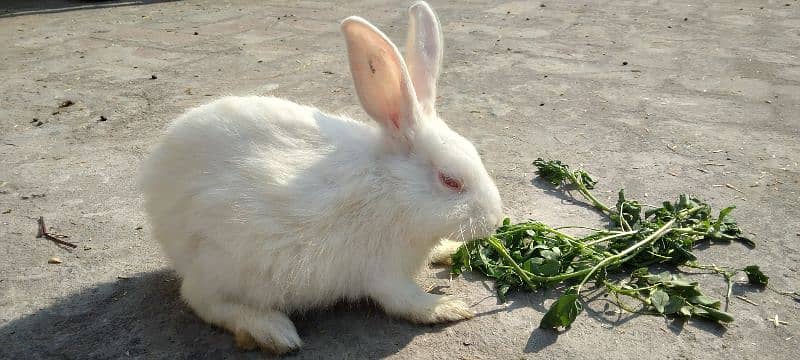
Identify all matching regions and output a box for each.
[0,270,436,359]
[0,0,179,18]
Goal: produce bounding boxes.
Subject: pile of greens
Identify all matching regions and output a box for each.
[451,158,769,329]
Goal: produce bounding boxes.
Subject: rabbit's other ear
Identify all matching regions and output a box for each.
[342,16,420,150]
[405,1,443,117]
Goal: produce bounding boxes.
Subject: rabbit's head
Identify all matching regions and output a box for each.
[342,1,503,243]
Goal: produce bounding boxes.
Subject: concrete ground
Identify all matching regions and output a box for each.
[1,0,798,358]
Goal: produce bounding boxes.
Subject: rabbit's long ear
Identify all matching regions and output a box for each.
[342,16,419,150]
[404,1,442,117]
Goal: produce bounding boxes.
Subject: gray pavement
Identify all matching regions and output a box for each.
[1,1,798,359]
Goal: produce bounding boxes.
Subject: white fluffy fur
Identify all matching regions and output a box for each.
[139,1,502,354]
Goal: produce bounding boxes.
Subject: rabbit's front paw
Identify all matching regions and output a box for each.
[408,295,474,324]
[428,238,464,266]
[233,310,302,354]
[372,279,474,324]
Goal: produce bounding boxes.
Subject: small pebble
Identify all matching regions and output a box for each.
[151,74,158,80]
[193,31,199,35]
[622,61,629,66]
[59,100,74,108]
[48,257,62,264]
[99,115,107,122]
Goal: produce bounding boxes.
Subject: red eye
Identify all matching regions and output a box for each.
[439,172,463,192]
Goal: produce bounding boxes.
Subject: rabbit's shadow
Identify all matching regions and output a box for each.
[0,270,435,359]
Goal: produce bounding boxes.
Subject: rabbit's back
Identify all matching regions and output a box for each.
[140,96,380,307]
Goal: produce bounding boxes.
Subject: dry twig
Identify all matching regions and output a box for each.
[36,216,77,249]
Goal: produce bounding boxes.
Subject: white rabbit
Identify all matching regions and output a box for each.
[139,1,503,354]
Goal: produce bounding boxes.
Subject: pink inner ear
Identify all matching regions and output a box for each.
[342,18,415,137]
[389,112,400,130]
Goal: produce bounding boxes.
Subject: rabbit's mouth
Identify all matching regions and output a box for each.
[448,216,498,242]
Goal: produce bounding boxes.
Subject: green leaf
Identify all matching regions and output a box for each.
[666,278,697,288]
[743,265,769,287]
[664,295,686,315]
[533,158,570,186]
[613,189,642,227]
[631,267,650,278]
[450,244,470,276]
[715,206,736,229]
[650,290,670,313]
[695,305,735,323]
[539,293,583,329]
[530,258,561,277]
[497,283,511,302]
[688,295,720,308]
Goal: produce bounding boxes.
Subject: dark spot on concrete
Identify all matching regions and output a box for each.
[193,31,198,35]
[622,61,628,65]
[99,116,108,122]
[150,74,157,79]
[59,100,74,108]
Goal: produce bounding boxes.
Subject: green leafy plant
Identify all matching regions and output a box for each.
[452,158,768,329]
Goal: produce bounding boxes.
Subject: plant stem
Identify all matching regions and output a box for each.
[564,172,612,214]
[582,231,638,246]
[576,218,677,293]
[604,280,651,305]
[542,227,577,241]
[483,236,595,287]
[485,236,534,288]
